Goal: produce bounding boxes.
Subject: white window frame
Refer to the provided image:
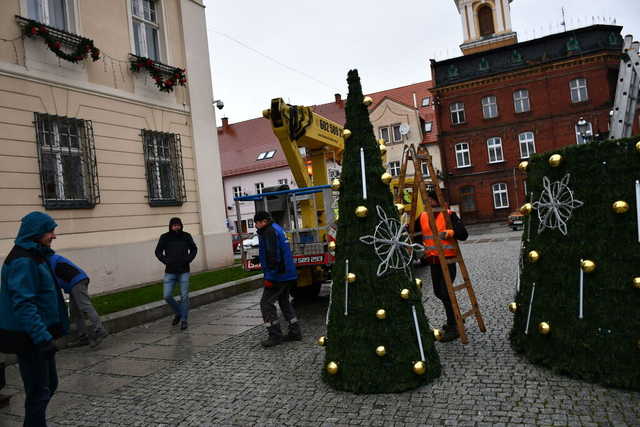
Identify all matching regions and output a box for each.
[391,124,402,143]
[455,142,471,168]
[421,162,430,177]
[255,182,264,194]
[232,186,242,198]
[450,102,466,125]
[513,89,530,113]
[129,0,168,62]
[277,178,288,186]
[492,183,509,209]
[256,150,276,161]
[486,137,504,163]
[570,78,589,103]
[575,121,593,144]
[379,127,390,144]
[26,0,75,31]
[518,132,536,158]
[421,97,431,107]
[481,95,499,119]
[388,161,401,177]
[424,121,433,132]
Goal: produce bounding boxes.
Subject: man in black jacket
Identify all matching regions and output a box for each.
[155,217,198,330]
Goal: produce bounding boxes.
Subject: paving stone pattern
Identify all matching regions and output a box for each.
[2,230,639,426]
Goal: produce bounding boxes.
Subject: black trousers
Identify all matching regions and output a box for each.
[430,263,457,326]
[260,280,298,327]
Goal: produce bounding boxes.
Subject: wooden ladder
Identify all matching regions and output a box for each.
[396,144,486,344]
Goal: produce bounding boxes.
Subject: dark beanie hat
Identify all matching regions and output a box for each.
[253,211,271,222]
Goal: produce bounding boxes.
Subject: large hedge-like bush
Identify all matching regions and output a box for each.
[510,138,640,390]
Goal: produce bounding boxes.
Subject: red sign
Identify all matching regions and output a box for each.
[245,253,335,271]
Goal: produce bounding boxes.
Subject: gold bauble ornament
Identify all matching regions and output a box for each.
[518,161,529,172]
[634,277,640,289]
[520,203,533,215]
[363,96,373,106]
[548,154,562,167]
[347,273,356,283]
[612,201,630,214]
[342,129,352,139]
[400,289,410,299]
[326,361,339,375]
[378,138,386,145]
[375,309,387,320]
[528,250,540,263]
[636,141,640,152]
[415,278,422,289]
[355,206,368,218]
[262,109,271,119]
[379,144,387,155]
[375,346,386,357]
[580,259,596,273]
[538,322,551,335]
[433,328,443,341]
[328,241,336,252]
[381,172,393,184]
[317,336,326,346]
[395,203,405,214]
[413,361,426,375]
[508,302,518,313]
[331,178,341,191]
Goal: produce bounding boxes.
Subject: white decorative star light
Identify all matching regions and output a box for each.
[359,206,424,278]
[532,174,584,236]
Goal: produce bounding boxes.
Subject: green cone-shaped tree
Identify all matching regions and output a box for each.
[322,70,441,393]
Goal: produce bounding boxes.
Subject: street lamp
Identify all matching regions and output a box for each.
[576,117,592,144]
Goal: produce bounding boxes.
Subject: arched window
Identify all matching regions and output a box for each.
[478,5,495,37]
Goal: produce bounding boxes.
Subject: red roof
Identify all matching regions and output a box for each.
[218,81,436,177]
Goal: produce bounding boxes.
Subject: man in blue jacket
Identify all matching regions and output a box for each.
[0,211,69,426]
[254,211,302,347]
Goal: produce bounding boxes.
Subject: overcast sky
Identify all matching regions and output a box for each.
[205,0,640,126]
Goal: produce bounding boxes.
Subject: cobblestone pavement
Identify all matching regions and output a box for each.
[2,229,639,426]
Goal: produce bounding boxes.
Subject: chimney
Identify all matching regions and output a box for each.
[221,117,229,128]
[334,93,342,104]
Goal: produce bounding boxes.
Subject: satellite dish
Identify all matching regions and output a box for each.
[399,123,410,135]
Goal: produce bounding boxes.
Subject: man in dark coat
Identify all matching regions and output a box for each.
[155,217,197,330]
[0,211,69,425]
[254,211,302,347]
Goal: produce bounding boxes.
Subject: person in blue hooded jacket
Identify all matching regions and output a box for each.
[254,211,302,347]
[0,211,69,426]
[48,254,107,347]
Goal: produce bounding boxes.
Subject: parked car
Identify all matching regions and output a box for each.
[242,234,260,250]
[508,211,524,231]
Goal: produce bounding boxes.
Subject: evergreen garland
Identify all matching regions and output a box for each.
[21,19,100,63]
[510,138,640,390]
[322,70,440,393]
[129,56,187,93]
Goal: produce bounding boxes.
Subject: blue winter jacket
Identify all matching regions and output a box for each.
[48,254,89,293]
[0,212,69,353]
[257,222,297,282]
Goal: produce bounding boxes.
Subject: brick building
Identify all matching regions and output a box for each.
[430,3,633,223]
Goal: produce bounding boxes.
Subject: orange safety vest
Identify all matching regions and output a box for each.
[420,211,457,258]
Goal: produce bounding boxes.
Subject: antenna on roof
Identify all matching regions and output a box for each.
[561,7,567,32]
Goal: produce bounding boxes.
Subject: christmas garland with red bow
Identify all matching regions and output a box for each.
[129,56,187,93]
[21,19,100,63]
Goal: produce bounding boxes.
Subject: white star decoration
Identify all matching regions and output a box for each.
[359,206,424,278]
[532,174,584,236]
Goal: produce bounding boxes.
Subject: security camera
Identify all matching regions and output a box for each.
[214,99,224,110]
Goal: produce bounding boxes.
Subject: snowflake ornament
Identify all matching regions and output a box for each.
[359,206,424,278]
[532,174,584,235]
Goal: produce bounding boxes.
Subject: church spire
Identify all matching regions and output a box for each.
[454,0,518,55]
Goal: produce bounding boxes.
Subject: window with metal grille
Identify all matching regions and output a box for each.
[142,130,186,206]
[34,113,99,209]
[519,132,536,158]
[492,183,509,209]
[513,89,530,113]
[450,102,465,124]
[132,0,160,61]
[482,95,499,119]
[460,186,476,212]
[388,161,401,177]
[486,137,504,163]
[455,142,471,167]
[570,78,588,103]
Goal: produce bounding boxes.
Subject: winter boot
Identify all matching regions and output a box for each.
[283,321,302,342]
[261,324,283,348]
[439,323,460,342]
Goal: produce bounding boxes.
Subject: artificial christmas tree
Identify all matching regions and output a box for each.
[510,138,640,390]
[321,70,441,393]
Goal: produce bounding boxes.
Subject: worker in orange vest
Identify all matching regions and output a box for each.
[416,190,468,342]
